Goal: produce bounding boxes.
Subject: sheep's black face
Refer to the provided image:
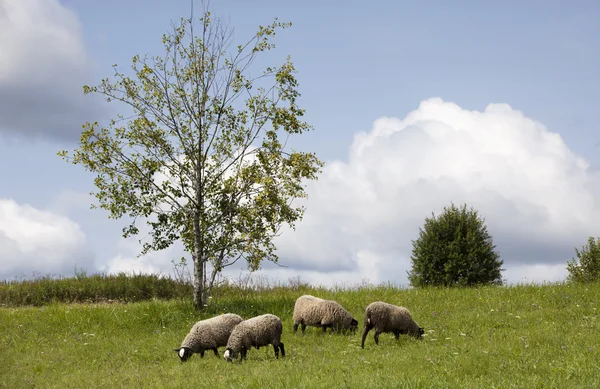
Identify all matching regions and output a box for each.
[350,319,359,333]
[223,348,237,362]
[174,347,193,362]
[407,326,424,338]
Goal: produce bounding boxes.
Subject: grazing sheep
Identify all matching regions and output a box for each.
[292,294,358,334]
[361,301,424,348]
[223,314,285,361]
[173,313,244,362]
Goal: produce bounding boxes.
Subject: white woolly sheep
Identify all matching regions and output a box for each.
[223,314,285,361]
[173,313,244,362]
[361,301,424,348]
[292,294,358,334]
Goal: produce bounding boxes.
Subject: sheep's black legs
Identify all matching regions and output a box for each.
[374,330,382,345]
[241,347,247,360]
[212,348,219,357]
[272,342,285,359]
[273,343,283,359]
[200,350,205,358]
[361,323,373,349]
[294,321,308,334]
[394,331,400,340]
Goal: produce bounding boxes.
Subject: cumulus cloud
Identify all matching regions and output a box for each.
[0,0,105,140]
[97,227,186,277]
[268,98,600,286]
[0,198,95,280]
[100,98,600,287]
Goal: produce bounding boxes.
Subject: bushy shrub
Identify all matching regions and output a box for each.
[566,236,600,283]
[408,203,503,287]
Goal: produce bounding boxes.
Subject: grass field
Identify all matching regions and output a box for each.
[1,279,599,388]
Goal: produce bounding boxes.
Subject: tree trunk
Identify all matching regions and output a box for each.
[192,214,205,310]
[192,254,204,310]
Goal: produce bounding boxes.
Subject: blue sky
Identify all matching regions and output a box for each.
[0,0,599,286]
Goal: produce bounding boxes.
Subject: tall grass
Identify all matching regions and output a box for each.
[0,271,192,306]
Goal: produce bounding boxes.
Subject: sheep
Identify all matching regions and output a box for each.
[361,301,424,348]
[292,294,358,334]
[223,314,285,361]
[173,313,244,362]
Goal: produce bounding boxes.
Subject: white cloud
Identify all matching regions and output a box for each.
[269,98,600,286]
[0,198,95,280]
[97,230,185,277]
[502,264,569,285]
[0,0,85,83]
[100,98,600,287]
[0,0,105,140]
[220,250,389,288]
[151,145,262,210]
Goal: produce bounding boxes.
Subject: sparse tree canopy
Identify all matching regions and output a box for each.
[408,203,503,287]
[566,236,600,283]
[58,3,323,309]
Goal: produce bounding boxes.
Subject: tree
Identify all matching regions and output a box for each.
[408,203,503,287]
[58,3,324,309]
[566,236,600,283]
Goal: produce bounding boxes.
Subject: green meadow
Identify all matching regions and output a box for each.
[1,275,599,388]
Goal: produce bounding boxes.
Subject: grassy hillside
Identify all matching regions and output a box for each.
[1,280,599,388]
